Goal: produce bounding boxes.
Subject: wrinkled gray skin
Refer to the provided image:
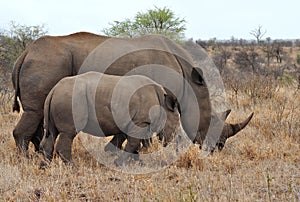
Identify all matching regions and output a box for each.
[40,72,182,165]
[12,32,109,153]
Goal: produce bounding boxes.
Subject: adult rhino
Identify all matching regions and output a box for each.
[40,72,183,165]
[12,32,109,152]
[79,34,253,151]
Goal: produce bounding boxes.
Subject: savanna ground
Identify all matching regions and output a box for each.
[1,45,300,201]
[0,81,299,201]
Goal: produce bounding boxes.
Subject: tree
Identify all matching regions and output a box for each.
[233,46,260,74]
[0,22,47,90]
[272,41,284,63]
[101,18,137,38]
[250,25,266,44]
[297,54,300,65]
[6,21,48,50]
[261,37,274,68]
[102,6,186,41]
[212,45,231,74]
[0,21,47,65]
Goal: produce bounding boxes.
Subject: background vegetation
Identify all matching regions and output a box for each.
[0,7,299,201]
[102,6,186,41]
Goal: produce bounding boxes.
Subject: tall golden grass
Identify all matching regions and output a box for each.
[0,84,299,201]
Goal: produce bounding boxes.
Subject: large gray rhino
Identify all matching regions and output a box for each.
[79,34,253,151]
[40,72,183,165]
[12,32,109,152]
[12,32,252,154]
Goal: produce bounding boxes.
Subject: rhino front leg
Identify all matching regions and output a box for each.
[13,110,43,155]
[40,131,58,162]
[114,136,140,166]
[55,132,76,164]
[104,134,127,153]
[141,138,152,150]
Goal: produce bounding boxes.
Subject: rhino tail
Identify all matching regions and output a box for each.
[44,88,55,138]
[12,50,28,113]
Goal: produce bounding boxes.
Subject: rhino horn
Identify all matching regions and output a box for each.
[227,112,254,138]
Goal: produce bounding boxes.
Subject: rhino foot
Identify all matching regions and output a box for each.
[114,153,142,167]
[104,143,119,153]
[39,160,50,170]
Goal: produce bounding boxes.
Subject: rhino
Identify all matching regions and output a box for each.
[40,72,183,165]
[12,32,109,152]
[12,32,252,154]
[79,34,253,151]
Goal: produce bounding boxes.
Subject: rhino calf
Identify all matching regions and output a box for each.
[40,72,183,166]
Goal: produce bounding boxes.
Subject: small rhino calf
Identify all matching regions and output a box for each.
[40,72,183,166]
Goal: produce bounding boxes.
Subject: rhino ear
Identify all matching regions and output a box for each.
[220,109,231,120]
[164,94,178,112]
[215,109,231,120]
[191,68,205,86]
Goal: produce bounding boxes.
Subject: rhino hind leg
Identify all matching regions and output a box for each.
[13,111,43,154]
[55,132,76,164]
[30,120,44,152]
[104,134,127,153]
[114,136,141,166]
[40,128,58,162]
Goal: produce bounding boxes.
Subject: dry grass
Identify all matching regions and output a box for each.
[0,87,299,202]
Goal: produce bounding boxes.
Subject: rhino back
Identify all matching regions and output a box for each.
[18,32,109,112]
[79,73,161,136]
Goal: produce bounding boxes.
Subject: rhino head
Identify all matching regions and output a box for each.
[206,110,254,152]
[151,91,183,147]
